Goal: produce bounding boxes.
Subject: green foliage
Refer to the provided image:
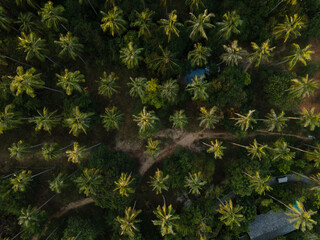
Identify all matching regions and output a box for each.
[100,6,127,37]
[62,216,101,240]
[38,1,67,30]
[140,78,164,109]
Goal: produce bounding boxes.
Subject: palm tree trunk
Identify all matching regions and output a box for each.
[141,0,146,9]
[86,0,98,16]
[42,86,64,94]
[268,0,283,14]
[37,194,57,210]
[243,171,253,179]
[11,230,25,240]
[2,55,33,68]
[267,194,290,209]
[231,142,248,149]
[78,55,87,66]
[74,231,82,240]
[287,117,300,120]
[58,142,74,151]
[288,145,310,154]
[291,170,311,181]
[66,169,80,179]
[31,167,55,178]
[29,143,44,149]
[244,60,252,72]
[45,56,60,66]
[273,59,289,66]
[303,144,318,149]
[45,227,58,240]
[85,143,101,151]
[217,197,225,206]
[2,169,22,179]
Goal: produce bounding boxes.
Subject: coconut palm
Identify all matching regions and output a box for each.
[185,172,207,195]
[273,14,305,43]
[217,11,243,40]
[145,138,161,157]
[120,42,144,69]
[100,6,127,37]
[233,110,257,131]
[0,104,22,134]
[41,143,59,161]
[198,106,221,129]
[264,109,288,132]
[49,173,67,193]
[284,44,314,70]
[16,12,37,33]
[101,106,123,131]
[98,72,119,98]
[203,139,226,159]
[18,205,39,230]
[8,140,29,160]
[38,1,67,31]
[186,76,210,101]
[55,32,84,60]
[188,43,211,67]
[269,0,297,14]
[185,0,203,11]
[114,173,135,197]
[310,172,320,191]
[307,146,320,168]
[10,170,32,192]
[244,171,272,195]
[64,106,94,136]
[66,142,86,164]
[158,10,183,42]
[169,110,188,130]
[151,46,179,75]
[8,66,44,98]
[29,107,60,133]
[128,77,147,98]
[116,207,142,237]
[131,9,154,37]
[74,168,103,196]
[248,40,275,67]
[159,79,179,102]
[149,169,169,194]
[285,201,317,232]
[217,200,244,229]
[152,204,180,236]
[288,74,319,99]
[18,32,47,62]
[247,139,268,160]
[0,6,11,31]
[16,0,37,8]
[220,40,246,66]
[186,10,215,41]
[272,139,295,162]
[132,106,159,133]
[299,108,320,131]
[56,69,85,95]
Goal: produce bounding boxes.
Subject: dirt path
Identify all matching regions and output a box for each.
[51,197,94,218]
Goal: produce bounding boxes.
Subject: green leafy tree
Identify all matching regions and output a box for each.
[169,110,188,130]
[185,171,207,195]
[150,46,179,75]
[272,139,295,162]
[120,42,144,69]
[29,107,59,133]
[158,10,183,42]
[186,10,215,40]
[145,138,161,157]
[66,142,86,164]
[0,6,11,31]
[16,12,37,33]
[149,169,169,194]
[101,106,123,131]
[0,104,22,134]
[132,106,159,133]
[74,168,103,196]
[198,106,221,129]
[244,171,272,195]
[100,6,127,37]
[131,9,154,37]
[152,204,180,236]
[18,32,47,62]
[41,143,59,161]
[249,39,275,67]
[273,14,305,43]
[217,200,244,229]
[264,109,288,132]
[56,69,85,95]
[185,0,203,11]
[55,32,83,60]
[128,77,147,98]
[8,140,29,160]
[159,79,179,103]
[49,173,67,193]
[299,108,320,131]
[186,76,210,101]
[203,139,226,159]
[188,43,211,67]
[64,106,94,136]
[38,1,67,30]
[98,72,119,98]
[18,205,42,232]
[116,207,142,237]
[284,44,314,70]
[217,11,243,40]
[233,110,257,131]
[16,0,36,8]
[220,40,246,66]
[289,74,319,99]
[10,170,32,192]
[114,172,134,197]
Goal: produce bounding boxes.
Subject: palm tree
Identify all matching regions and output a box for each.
[132,106,159,133]
[66,142,86,163]
[186,76,210,101]
[248,40,275,67]
[185,172,207,195]
[18,32,47,62]
[145,138,161,157]
[18,205,39,230]
[203,139,226,159]
[288,74,319,99]
[101,106,123,131]
[269,0,297,14]
[264,109,288,132]
[169,110,188,130]
[273,14,305,43]
[10,170,32,192]
[114,172,135,197]
[149,169,169,194]
[285,201,317,232]
[8,140,29,160]
[64,106,94,136]
[98,72,119,98]
[247,139,268,160]
[198,106,221,129]
[158,10,183,42]
[116,207,142,237]
[310,172,320,191]
[16,12,38,33]
[29,107,60,134]
[8,66,44,98]
[127,77,147,98]
[56,69,85,95]
[41,143,59,161]
[244,171,272,195]
[272,139,295,162]
[217,200,244,229]
[284,44,314,70]
[0,6,11,31]
[299,108,320,131]
[306,146,320,168]
[16,0,37,8]
[38,1,68,31]
[188,43,211,67]
[159,79,179,103]
[120,42,144,69]
[152,204,180,236]
[78,0,98,16]
[0,104,22,134]
[220,40,246,66]
[150,46,179,75]
[55,32,84,60]
[186,10,215,41]
[217,11,243,40]
[49,173,67,193]
[131,9,154,38]
[232,110,257,131]
[74,168,103,196]
[100,6,127,37]
[185,0,203,11]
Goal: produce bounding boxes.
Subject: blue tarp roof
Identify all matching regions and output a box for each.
[182,67,210,84]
